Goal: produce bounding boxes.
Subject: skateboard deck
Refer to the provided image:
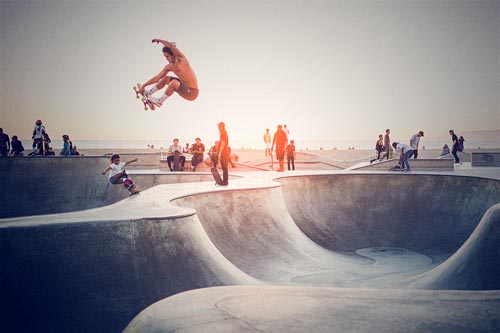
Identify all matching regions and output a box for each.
[173,150,181,171]
[123,176,140,195]
[389,165,408,172]
[211,167,223,185]
[133,83,155,111]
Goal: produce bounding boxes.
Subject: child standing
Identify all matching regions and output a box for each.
[286,139,296,171]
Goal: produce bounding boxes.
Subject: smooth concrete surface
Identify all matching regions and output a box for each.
[1,164,499,332]
[351,158,455,171]
[0,156,238,219]
[472,151,500,167]
[124,285,500,333]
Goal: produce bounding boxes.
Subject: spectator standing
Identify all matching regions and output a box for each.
[0,128,10,156]
[380,129,391,160]
[458,136,465,152]
[283,124,290,140]
[263,128,271,157]
[271,124,288,172]
[31,120,46,154]
[449,130,460,164]
[286,139,296,171]
[409,131,424,159]
[10,136,24,156]
[217,122,230,185]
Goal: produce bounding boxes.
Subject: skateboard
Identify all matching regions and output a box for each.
[389,165,409,172]
[211,167,223,185]
[133,83,155,111]
[123,176,140,195]
[173,150,181,171]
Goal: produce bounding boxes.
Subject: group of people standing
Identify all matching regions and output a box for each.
[0,120,79,157]
[264,124,296,172]
[373,128,465,171]
[369,129,422,171]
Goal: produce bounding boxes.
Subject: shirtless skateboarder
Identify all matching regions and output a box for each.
[138,39,199,109]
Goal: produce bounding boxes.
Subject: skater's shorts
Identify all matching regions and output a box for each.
[109,176,118,185]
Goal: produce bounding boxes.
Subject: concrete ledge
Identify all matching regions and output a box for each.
[472,152,500,167]
[98,153,161,169]
[354,158,454,171]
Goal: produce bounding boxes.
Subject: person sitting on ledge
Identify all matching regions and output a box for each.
[166,138,186,171]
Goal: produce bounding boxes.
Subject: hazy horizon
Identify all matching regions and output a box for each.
[1,0,499,146]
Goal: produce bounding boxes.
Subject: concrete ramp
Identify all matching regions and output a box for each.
[278,174,500,254]
[0,185,258,333]
[124,285,500,333]
[1,170,499,332]
[172,187,371,285]
[408,203,500,290]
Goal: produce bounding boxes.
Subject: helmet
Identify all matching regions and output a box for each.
[35,120,42,125]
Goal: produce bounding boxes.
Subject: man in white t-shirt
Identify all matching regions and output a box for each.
[392,142,415,171]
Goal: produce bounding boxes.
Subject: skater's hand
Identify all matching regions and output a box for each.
[151,39,176,47]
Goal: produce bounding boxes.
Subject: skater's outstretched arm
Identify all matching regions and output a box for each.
[124,158,138,167]
[139,65,172,92]
[102,166,111,175]
[152,39,184,58]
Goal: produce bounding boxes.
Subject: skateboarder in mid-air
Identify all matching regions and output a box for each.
[137,39,199,109]
[102,154,140,195]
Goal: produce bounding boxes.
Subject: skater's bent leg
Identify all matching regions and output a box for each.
[112,174,124,184]
[166,79,180,96]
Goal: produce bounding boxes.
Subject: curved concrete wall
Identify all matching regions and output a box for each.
[278,174,500,253]
[0,214,257,333]
[0,157,223,219]
[1,171,499,332]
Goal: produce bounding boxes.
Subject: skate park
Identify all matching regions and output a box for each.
[1,152,499,333]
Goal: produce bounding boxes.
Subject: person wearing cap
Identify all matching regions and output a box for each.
[60,134,73,156]
[409,130,424,159]
[31,119,46,154]
[190,137,205,171]
[217,122,230,185]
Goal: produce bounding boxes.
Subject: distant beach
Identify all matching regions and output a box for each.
[20,137,500,153]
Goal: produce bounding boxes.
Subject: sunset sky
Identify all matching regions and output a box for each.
[1,0,499,148]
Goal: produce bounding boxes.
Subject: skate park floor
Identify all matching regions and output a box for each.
[1,161,499,333]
